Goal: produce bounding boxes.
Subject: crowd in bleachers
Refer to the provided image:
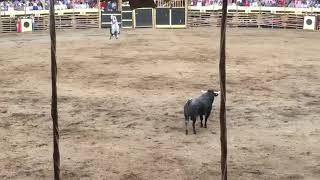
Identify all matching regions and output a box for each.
[190,0,320,8]
[100,0,119,11]
[0,0,98,11]
[2,0,320,11]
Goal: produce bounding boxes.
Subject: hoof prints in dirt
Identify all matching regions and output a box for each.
[120,172,142,180]
[1,113,46,129]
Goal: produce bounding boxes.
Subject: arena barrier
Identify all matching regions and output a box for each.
[2,5,319,33]
[0,1,187,33]
[155,7,186,28]
[101,4,187,29]
[99,1,186,29]
[188,6,320,31]
[0,9,99,33]
[121,4,133,28]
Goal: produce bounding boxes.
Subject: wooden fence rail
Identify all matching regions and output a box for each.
[188,11,318,30]
[1,7,320,32]
[0,9,99,33]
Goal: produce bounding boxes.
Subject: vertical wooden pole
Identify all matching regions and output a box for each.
[152,8,156,29]
[185,0,188,28]
[98,0,101,28]
[133,9,136,28]
[118,0,123,11]
[0,7,2,33]
[72,8,76,30]
[219,0,228,179]
[258,0,261,28]
[49,0,60,179]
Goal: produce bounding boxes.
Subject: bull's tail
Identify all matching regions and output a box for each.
[184,98,192,135]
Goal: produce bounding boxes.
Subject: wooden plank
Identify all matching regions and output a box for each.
[0,17,16,33]
[187,10,308,30]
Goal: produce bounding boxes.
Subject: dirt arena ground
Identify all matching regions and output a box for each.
[0,27,319,180]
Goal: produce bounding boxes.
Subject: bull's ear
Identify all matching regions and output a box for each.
[201,90,207,94]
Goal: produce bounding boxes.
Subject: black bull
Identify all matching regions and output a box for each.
[184,90,220,135]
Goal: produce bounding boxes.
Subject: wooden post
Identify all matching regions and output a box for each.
[219,0,228,179]
[133,9,136,28]
[72,8,76,29]
[98,0,101,28]
[49,0,60,179]
[185,0,188,28]
[118,0,122,11]
[0,7,2,33]
[258,0,261,28]
[152,8,156,29]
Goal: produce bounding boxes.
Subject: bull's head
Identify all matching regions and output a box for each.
[201,89,220,96]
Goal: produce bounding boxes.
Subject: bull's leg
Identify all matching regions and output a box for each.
[204,112,211,128]
[185,114,189,135]
[185,119,188,135]
[200,115,204,128]
[192,117,196,134]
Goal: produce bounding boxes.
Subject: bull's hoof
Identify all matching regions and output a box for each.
[193,131,196,134]
[204,125,207,128]
[185,130,188,135]
[200,124,203,128]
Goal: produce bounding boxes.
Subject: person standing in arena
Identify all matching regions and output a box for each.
[110,15,120,39]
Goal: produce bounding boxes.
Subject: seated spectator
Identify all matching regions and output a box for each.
[100,0,106,9]
[33,2,38,10]
[107,1,112,10]
[111,0,117,10]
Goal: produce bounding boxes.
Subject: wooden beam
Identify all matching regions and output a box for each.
[219,0,228,179]
[98,0,101,28]
[0,7,2,33]
[49,0,60,179]
[185,0,188,27]
[118,0,123,11]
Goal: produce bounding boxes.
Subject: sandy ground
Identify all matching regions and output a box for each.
[0,27,319,180]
